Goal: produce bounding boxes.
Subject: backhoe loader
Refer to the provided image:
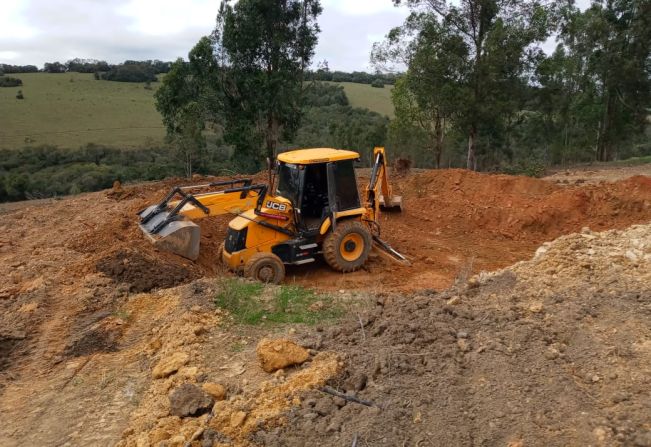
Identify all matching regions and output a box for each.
[138,147,404,284]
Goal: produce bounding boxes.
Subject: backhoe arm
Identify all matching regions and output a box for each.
[137,179,269,261]
[365,147,403,223]
[139,179,267,234]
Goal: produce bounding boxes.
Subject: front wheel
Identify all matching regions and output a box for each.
[244,252,285,284]
[323,220,372,273]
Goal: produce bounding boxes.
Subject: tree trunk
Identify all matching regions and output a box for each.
[434,115,445,169]
[185,152,192,179]
[596,88,615,162]
[466,124,477,170]
[266,113,279,185]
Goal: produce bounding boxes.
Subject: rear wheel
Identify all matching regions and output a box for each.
[244,252,285,284]
[323,220,372,272]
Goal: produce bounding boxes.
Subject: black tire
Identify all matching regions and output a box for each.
[323,220,372,273]
[244,252,285,284]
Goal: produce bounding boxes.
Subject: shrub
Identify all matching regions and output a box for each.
[16,90,24,99]
[371,79,385,88]
[0,76,23,87]
[100,64,157,83]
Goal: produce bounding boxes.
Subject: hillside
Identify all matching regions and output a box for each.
[0,73,166,149]
[329,81,394,118]
[0,74,395,150]
[0,167,650,446]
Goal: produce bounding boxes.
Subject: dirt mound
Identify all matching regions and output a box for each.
[400,170,651,239]
[63,316,123,357]
[1,164,649,446]
[60,169,651,295]
[266,223,651,446]
[96,248,197,293]
[351,169,651,292]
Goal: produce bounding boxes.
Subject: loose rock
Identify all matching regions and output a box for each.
[256,338,310,373]
[168,383,213,417]
[152,352,190,379]
[202,382,227,401]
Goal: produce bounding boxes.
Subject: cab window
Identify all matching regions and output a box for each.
[334,160,360,211]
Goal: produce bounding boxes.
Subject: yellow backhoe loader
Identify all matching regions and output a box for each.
[138,147,405,284]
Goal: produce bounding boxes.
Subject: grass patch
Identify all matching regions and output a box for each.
[326,81,395,118]
[612,155,651,165]
[215,278,342,325]
[0,72,166,149]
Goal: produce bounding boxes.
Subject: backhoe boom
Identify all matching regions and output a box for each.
[138,179,268,260]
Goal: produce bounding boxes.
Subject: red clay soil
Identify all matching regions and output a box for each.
[68,170,651,294]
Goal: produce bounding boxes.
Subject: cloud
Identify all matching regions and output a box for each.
[316,1,409,71]
[0,1,37,39]
[0,0,591,71]
[323,0,406,16]
[0,0,410,71]
[118,0,216,36]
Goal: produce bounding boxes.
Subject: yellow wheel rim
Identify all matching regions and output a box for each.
[340,233,364,262]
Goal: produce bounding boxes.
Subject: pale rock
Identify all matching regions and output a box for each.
[457,339,471,352]
[230,411,247,428]
[178,366,198,379]
[528,302,544,313]
[152,352,190,379]
[593,427,608,442]
[168,434,186,447]
[202,383,227,401]
[135,433,149,447]
[256,338,310,373]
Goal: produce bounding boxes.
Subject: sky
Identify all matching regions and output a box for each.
[1,0,590,72]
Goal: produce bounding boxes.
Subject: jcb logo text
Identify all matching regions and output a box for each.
[266,201,287,212]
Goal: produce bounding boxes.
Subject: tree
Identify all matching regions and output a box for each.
[65,58,110,73]
[533,1,650,163]
[373,13,468,167]
[100,63,157,82]
[155,37,220,177]
[43,62,66,73]
[568,0,650,161]
[390,0,552,169]
[215,0,322,166]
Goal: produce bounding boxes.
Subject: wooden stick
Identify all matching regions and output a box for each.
[319,386,378,408]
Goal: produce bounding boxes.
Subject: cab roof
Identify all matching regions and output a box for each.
[277,148,359,165]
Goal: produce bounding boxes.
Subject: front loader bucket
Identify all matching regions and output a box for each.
[379,195,403,212]
[138,205,201,261]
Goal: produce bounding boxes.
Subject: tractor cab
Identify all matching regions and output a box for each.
[276,148,361,234]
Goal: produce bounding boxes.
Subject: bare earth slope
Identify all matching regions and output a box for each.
[271,223,651,446]
[0,168,649,446]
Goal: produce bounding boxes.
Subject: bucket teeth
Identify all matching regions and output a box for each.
[379,195,403,212]
[138,205,201,260]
